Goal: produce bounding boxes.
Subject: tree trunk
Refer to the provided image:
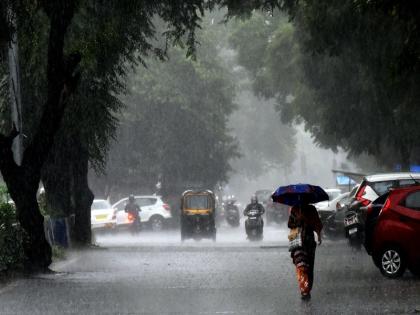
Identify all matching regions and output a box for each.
[15,191,52,271]
[0,2,79,271]
[4,168,52,271]
[71,140,93,246]
[42,158,72,218]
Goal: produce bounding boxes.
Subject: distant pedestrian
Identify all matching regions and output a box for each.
[288,204,323,300]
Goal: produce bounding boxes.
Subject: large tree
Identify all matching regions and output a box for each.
[0,0,289,270]
[231,5,420,170]
[92,39,239,201]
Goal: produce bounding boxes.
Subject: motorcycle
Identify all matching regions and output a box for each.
[322,206,347,240]
[344,203,364,250]
[128,211,141,235]
[245,209,263,241]
[225,202,240,227]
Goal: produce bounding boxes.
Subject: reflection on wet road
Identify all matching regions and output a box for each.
[0,224,419,314]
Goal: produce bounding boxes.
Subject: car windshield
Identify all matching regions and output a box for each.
[185,195,210,209]
[92,200,110,210]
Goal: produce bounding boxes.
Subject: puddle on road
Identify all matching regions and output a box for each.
[94,224,289,248]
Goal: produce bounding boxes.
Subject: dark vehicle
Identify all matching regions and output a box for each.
[255,189,287,224]
[344,204,364,250]
[318,192,352,239]
[180,190,216,241]
[363,193,389,255]
[370,186,420,278]
[350,173,420,213]
[323,204,349,239]
[224,199,240,227]
[266,201,288,225]
[344,173,420,249]
[244,209,264,241]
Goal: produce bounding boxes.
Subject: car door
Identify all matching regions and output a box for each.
[136,197,157,222]
[114,199,129,225]
[397,189,420,263]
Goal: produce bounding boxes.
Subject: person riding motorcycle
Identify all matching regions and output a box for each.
[125,195,141,232]
[244,196,265,234]
[243,196,265,216]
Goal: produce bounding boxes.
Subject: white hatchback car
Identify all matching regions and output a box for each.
[91,199,117,230]
[113,196,172,231]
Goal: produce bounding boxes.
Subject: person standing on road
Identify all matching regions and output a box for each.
[288,204,323,300]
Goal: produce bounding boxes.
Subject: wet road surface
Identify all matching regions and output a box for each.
[0,225,419,314]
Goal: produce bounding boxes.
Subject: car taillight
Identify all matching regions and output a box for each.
[163,203,171,211]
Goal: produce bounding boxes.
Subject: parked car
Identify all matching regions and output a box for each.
[352,173,420,209]
[363,192,390,255]
[317,192,350,239]
[345,173,420,232]
[316,192,349,222]
[313,188,342,212]
[370,185,420,278]
[91,199,117,230]
[113,195,172,231]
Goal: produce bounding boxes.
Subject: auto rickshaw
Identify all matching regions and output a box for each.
[180,190,216,241]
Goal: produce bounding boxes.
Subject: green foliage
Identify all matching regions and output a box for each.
[94,34,239,196]
[231,6,420,170]
[0,203,25,271]
[0,184,10,204]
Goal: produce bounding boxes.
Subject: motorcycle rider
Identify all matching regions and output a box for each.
[125,195,141,233]
[244,195,265,234]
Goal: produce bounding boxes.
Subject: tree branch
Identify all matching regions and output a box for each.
[22,2,80,172]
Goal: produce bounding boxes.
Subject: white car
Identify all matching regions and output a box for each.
[353,172,420,205]
[316,192,350,212]
[313,188,342,209]
[91,199,117,230]
[113,196,172,231]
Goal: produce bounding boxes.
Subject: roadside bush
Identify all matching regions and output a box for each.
[0,202,25,271]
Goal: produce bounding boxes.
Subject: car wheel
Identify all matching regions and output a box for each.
[379,247,406,278]
[150,215,164,231]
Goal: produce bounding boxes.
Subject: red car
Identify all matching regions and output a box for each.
[371,185,420,278]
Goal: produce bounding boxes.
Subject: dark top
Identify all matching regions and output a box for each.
[243,202,265,216]
[288,204,323,249]
[125,202,141,216]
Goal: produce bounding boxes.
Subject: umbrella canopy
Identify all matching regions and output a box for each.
[271,184,329,206]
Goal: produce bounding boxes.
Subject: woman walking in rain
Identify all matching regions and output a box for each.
[288,204,323,300]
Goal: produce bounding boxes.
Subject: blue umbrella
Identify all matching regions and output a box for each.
[271,184,329,206]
